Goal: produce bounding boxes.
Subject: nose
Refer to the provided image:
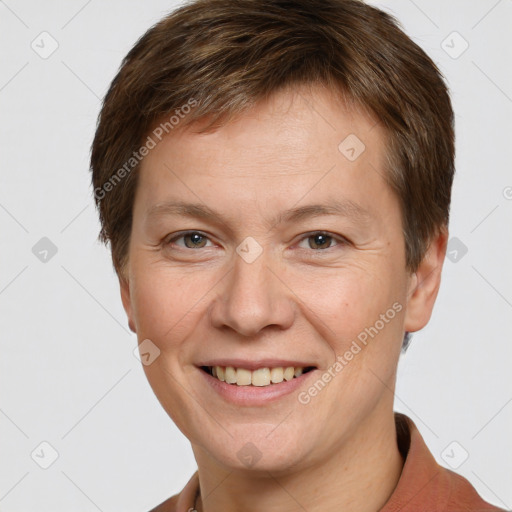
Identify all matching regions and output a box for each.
[208,247,295,337]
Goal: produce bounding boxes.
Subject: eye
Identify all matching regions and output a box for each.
[296,231,347,251]
[165,231,214,249]
[163,230,348,252]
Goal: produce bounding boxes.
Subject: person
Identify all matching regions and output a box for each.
[90,0,507,510]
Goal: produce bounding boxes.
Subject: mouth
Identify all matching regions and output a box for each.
[200,365,316,387]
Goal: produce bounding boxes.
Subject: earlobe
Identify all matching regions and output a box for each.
[119,275,137,333]
[404,227,448,333]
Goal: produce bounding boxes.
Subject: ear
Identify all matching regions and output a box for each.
[404,227,448,333]
[119,273,137,333]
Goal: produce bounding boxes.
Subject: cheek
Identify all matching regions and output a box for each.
[130,265,211,348]
[290,264,401,343]
[303,267,406,394]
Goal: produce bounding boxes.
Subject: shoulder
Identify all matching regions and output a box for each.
[442,468,508,511]
[389,414,508,512]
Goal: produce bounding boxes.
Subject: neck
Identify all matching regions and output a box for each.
[193,407,404,512]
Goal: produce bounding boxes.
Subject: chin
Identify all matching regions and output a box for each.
[195,421,318,474]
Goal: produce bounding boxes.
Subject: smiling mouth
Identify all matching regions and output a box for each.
[200,365,316,387]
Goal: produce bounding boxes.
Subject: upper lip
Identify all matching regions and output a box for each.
[196,359,317,370]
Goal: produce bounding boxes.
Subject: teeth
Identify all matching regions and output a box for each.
[236,368,252,386]
[225,366,237,384]
[252,368,270,386]
[209,365,310,386]
[270,367,284,384]
[284,366,295,381]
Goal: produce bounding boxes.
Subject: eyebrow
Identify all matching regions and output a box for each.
[145,198,372,230]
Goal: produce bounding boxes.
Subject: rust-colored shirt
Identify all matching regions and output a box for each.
[149,413,507,512]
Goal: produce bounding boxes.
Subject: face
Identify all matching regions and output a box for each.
[120,85,441,474]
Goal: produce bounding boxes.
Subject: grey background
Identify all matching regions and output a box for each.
[0,0,511,510]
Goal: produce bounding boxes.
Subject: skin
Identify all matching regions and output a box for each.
[120,84,447,512]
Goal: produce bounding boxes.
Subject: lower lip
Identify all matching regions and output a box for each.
[198,368,316,406]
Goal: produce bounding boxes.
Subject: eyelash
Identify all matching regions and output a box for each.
[164,230,349,252]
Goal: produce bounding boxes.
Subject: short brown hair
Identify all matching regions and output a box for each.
[90,0,454,276]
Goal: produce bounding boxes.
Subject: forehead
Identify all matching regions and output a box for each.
[134,84,394,227]
[174,85,382,170]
